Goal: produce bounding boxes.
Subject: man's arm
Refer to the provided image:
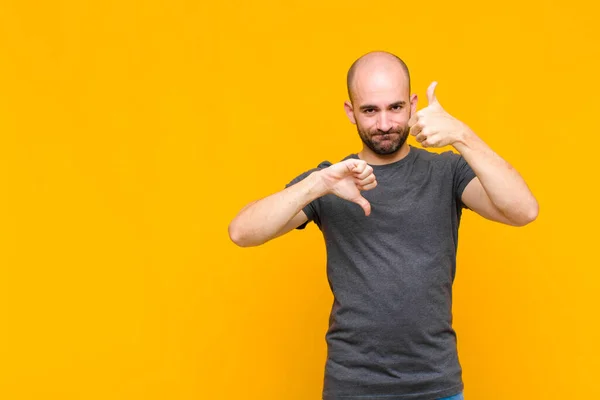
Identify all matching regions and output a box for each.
[228,159,377,247]
[409,81,538,226]
[455,133,538,226]
[228,172,325,247]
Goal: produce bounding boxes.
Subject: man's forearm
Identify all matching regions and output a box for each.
[228,171,327,247]
[453,129,538,222]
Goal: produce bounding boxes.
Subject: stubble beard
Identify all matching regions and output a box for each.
[357,124,410,155]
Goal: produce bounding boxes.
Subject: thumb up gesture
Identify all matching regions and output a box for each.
[408,82,471,148]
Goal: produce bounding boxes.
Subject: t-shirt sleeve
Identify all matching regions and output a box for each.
[452,153,477,210]
[284,161,331,230]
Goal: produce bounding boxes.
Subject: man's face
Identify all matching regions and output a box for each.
[345,68,417,155]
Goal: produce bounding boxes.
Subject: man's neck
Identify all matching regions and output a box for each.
[357,143,411,165]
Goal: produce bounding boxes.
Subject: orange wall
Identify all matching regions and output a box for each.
[1,1,598,399]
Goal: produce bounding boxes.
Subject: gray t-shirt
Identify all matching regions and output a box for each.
[285,145,477,400]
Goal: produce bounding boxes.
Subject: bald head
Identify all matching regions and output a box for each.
[346,51,411,103]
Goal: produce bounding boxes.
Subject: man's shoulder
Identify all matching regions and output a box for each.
[286,154,357,187]
[340,153,358,163]
[413,147,461,166]
[314,153,359,169]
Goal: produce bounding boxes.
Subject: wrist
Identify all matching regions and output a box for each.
[306,170,331,198]
[452,125,477,153]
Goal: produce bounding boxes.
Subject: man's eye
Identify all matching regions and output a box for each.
[364,109,375,113]
[391,105,402,111]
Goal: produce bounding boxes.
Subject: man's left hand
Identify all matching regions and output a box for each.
[408,81,472,148]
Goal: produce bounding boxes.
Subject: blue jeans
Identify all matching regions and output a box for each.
[438,392,464,400]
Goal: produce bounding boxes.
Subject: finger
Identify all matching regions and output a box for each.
[359,180,378,191]
[421,133,439,148]
[410,121,424,137]
[344,159,360,173]
[352,196,371,216]
[427,81,438,105]
[415,132,427,143]
[420,133,438,147]
[355,173,376,186]
[351,160,367,174]
[354,165,373,180]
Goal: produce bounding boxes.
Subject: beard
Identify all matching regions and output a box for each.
[356,123,410,155]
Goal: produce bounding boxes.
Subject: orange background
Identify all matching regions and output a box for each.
[1,1,598,399]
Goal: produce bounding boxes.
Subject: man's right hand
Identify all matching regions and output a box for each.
[229,158,378,247]
[317,159,377,216]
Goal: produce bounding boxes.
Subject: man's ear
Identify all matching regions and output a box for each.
[344,100,356,124]
[410,93,418,116]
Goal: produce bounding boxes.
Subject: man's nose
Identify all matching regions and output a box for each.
[377,112,393,132]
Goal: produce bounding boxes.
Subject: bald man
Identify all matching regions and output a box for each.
[228,51,538,400]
